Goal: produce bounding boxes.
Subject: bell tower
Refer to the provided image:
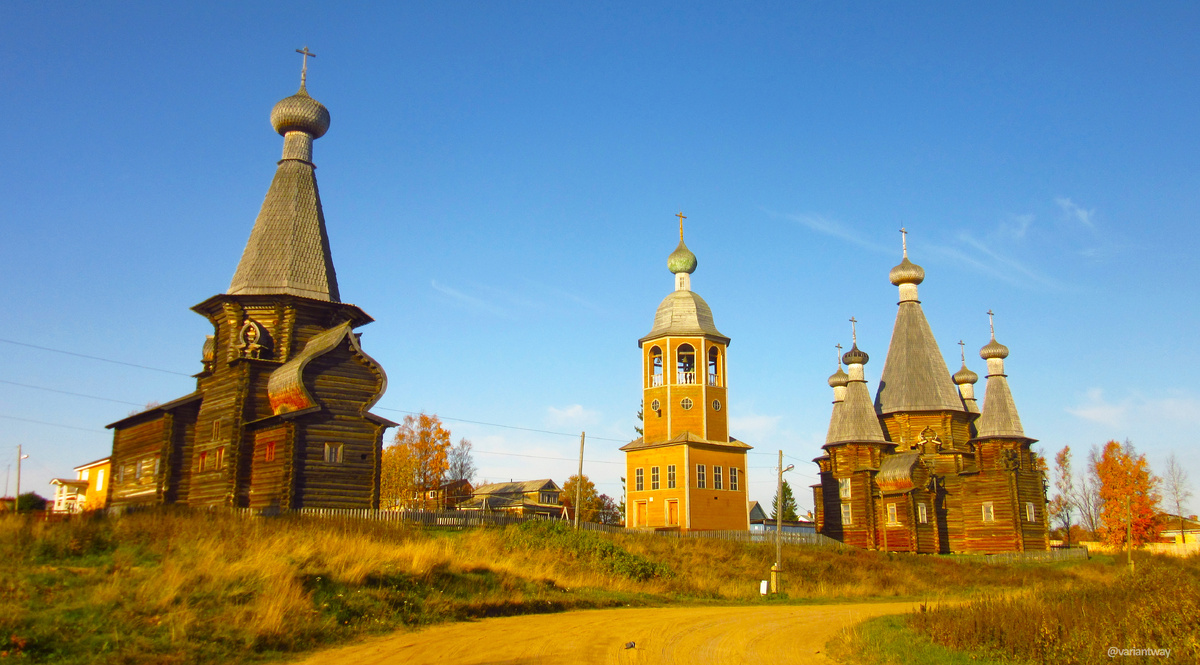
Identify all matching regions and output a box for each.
[622,214,749,531]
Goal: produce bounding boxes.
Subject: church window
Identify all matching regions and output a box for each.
[635,468,644,491]
[651,466,660,490]
[839,478,852,499]
[649,347,664,387]
[714,466,723,490]
[729,467,739,491]
[650,399,660,412]
[887,503,899,525]
[918,503,928,524]
[212,420,221,441]
[676,344,696,384]
[199,451,208,472]
[712,399,721,411]
[1025,502,1036,522]
[982,502,995,522]
[681,398,694,410]
[153,456,161,477]
[841,502,852,525]
[667,465,676,489]
[696,465,706,489]
[216,447,226,469]
[325,443,344,464]
[265,441,276,462]
[707,347,720,386]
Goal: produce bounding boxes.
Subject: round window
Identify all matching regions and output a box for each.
[650,399,660,412]
[712,400,721,411]
[681,398,693,410]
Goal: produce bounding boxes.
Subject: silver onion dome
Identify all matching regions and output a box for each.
[953,363,979,385]
[980,337,1010,360]
[842,343,869,366]
[889,256,926,286]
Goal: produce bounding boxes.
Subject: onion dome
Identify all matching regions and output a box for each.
[980,337,1009,360]
[842,343,869,366]
[953,363,978,385]
[668,238,698,274]
[270,85,330,138]
[828,366,849,388]
[888,256,925,286]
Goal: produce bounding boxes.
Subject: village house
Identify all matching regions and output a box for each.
[49,457,110,514]
[414,479,474,511]
[812,232,1048,554]
[105,63,393,512]
[622,220,751,532]
[457,479,566,518]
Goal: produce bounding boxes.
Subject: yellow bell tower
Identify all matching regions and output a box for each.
[622,214,750,531]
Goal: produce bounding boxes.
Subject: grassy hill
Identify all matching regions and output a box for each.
[0,511,1163,664]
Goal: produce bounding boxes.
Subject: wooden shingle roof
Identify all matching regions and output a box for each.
[826,379,886,445]
[227,158,340,302]
[875,301,966,415]
[976,374,1027,439]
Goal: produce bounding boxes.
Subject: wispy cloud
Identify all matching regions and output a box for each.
[954,233,1067,291]
[545,404,601,428]
[430,279,509,316]
[1055,197,1096,228]
[1066,388,1200,428]
[771,210,890,254]
[1001,213,1034,240]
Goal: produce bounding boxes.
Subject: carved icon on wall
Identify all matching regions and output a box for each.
[238,320,269,359]
[918,426,943,453]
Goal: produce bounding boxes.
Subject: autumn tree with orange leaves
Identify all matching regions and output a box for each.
[1095,439,1162,547]
[381,413,451,510]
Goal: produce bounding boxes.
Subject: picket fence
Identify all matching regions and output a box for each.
[945,546,1090,565]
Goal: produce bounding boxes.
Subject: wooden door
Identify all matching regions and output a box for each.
[667,500,679,526]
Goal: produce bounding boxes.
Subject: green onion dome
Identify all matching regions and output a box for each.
[668,238,698,274]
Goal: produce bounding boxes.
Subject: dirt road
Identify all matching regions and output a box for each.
[291,601,914,665]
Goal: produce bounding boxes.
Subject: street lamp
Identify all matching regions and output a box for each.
[772,450,794,594]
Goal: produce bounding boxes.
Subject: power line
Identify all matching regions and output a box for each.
[375,407,631,443]
[0,414,104,433]
[473,448,623,465]
[0,379,144,407]
[0,338,191,377]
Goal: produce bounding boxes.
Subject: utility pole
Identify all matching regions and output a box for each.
[772,450,793,594]
[15,445,28,512]
[574,432,586,528]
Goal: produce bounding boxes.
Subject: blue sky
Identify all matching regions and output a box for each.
[2,3,1197,514]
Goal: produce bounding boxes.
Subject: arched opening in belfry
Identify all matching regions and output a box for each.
[708,346,722,386]
[649,346,664,387]
[677,343,696,384]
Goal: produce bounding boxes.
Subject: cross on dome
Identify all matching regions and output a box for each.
[677,211,687,240]
[849,316,858,343]
[900,227,908,258]
[296,46,317,87]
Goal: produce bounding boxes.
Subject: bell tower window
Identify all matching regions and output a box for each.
[649,346,663,387]
[708,347,721,386]
[677,344,696,384]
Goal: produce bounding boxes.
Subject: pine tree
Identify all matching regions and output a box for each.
[771,479,798,521]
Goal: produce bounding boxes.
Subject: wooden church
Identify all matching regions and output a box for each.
[106,62,393,511]
[811,232,1048,553]
[622,219,751,531]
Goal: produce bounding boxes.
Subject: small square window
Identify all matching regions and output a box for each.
[667,465,676,489]
[697,465,706,489]
[714,466,723,490]
[982,501,995,522]
[324,443,343,464]
[635,468,644,492]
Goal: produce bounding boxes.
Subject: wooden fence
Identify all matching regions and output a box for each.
[945,546,1090,565]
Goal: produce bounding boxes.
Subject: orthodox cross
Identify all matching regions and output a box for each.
[958,339,966,364]
[296,46,317,86]
[835,343,843,368]
[987,309,995,338]
[849,316,858,344]
[900,227,908,257]
[676,211,687,240]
